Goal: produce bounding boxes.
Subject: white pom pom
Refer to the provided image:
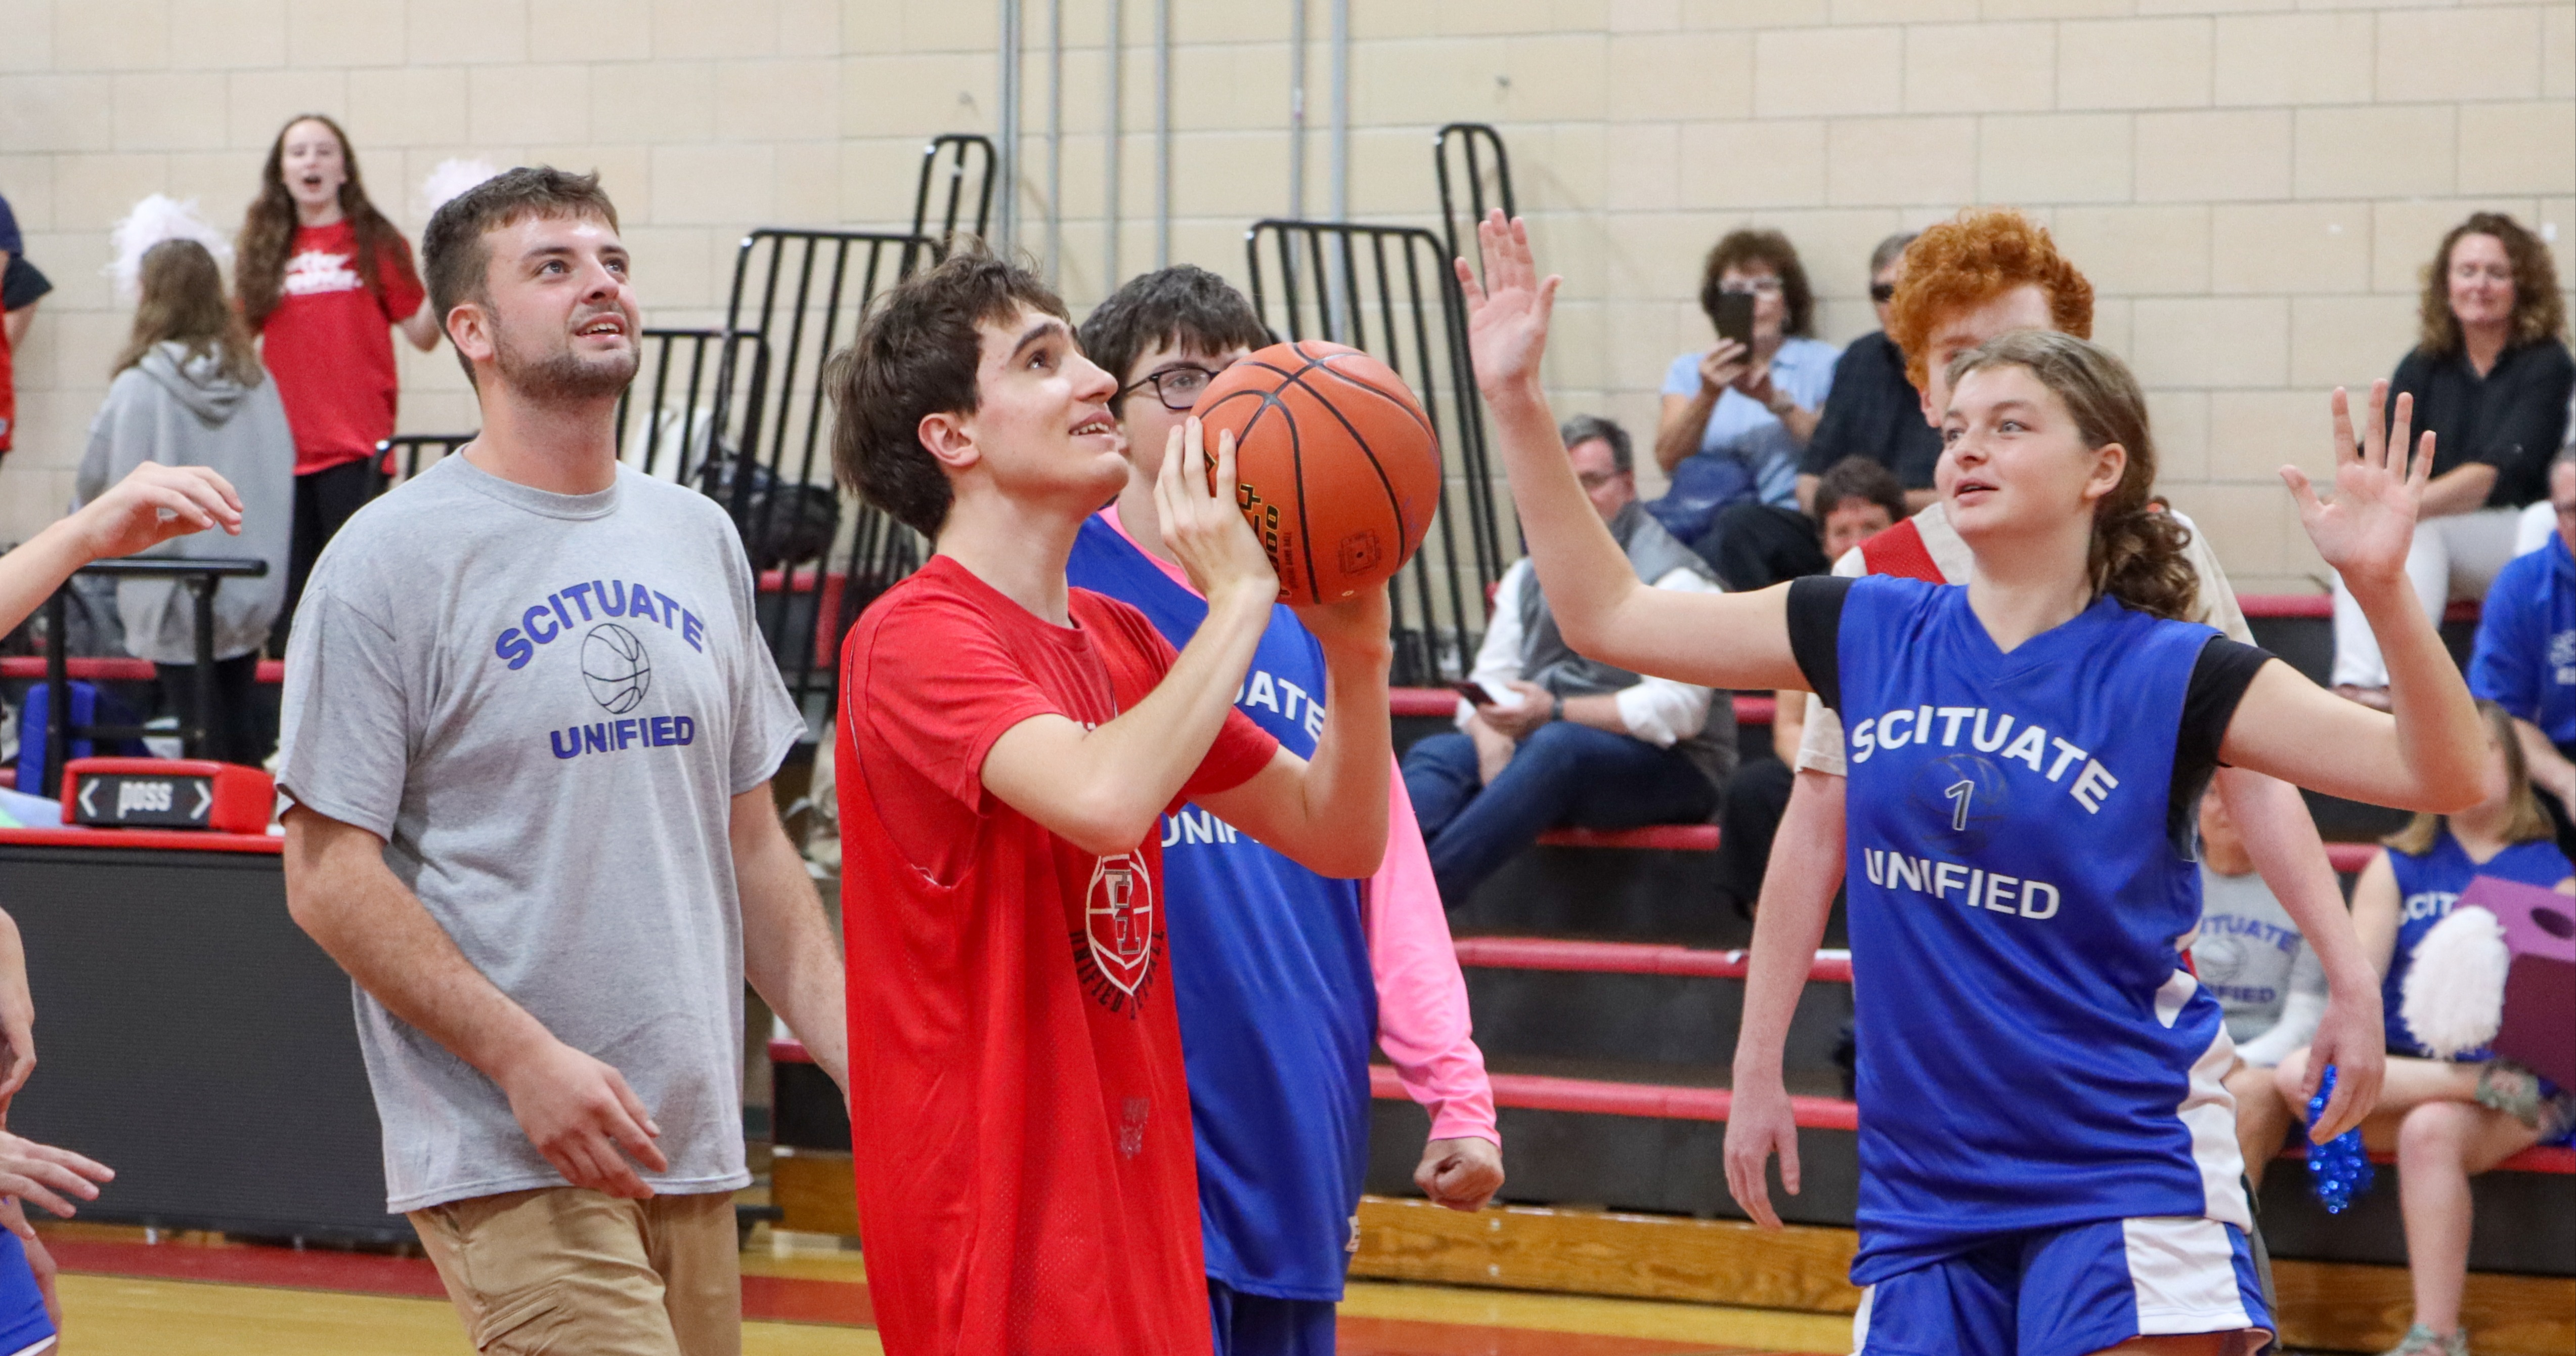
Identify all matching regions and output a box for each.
[105,195,232,301]
[2402,905,2509,1058]
[421,159,502,219]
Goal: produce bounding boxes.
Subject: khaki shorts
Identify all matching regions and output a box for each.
[409,1188,740,1356]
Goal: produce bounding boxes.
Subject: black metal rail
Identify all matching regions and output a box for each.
[1243,219,1511,686]
[910,134,996,253]
[1434,122,1517,287]
[40,558,269,792]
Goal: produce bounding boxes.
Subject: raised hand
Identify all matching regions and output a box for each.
[1456,210,1561,398]
[66,462,244,563]
[2283,381,2432,597]
[1155,416,1280,612]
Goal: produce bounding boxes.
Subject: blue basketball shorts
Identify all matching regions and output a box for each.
[0,1232,54,1356]
[1208,1278,1335,1356]
[1852,1217,2272,1356]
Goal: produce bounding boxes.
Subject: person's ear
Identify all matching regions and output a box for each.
[2084,442,2127,506]
[918,411,980,473]
[1916,377,1939,430]
[446,303,494,367]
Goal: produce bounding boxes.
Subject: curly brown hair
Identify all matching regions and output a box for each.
[235,114,416,330]
[2417,212,2568,357]
[1887,209,2093,391]
[1944,331,2198,621]
[1698,229,1814,338]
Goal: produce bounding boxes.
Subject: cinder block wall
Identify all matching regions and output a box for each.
[2,0,2569,592]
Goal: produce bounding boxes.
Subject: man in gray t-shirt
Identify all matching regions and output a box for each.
[279,168,846,1356]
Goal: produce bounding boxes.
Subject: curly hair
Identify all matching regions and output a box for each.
[1944,331,2197,622]
[2417,212,2568,357]
[1887,209,2093,391]
[235,114,416,330]
[1698,229,1814,338]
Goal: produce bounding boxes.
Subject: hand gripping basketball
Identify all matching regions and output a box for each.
[1155,416,1280,612]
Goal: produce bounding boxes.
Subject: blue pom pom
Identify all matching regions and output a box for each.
[2305,1066,2375,1214]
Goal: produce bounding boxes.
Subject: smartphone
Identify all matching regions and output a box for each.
[1712,290,1755,351]
[1449,680,1501,706]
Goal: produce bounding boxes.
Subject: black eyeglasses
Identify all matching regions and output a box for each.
[1869,282,1897,303]
[1121,364,1226,412]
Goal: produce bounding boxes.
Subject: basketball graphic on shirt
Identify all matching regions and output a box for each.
[1084,852,1157,996]
[581,623,653,714]
[1910,752,2011,853]
[2193,935,2248,985]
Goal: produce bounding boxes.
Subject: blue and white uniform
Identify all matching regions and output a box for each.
[2382,830,2570,1061]
[1067,514,1375,1355]
[0,1233,53,1356]
[1797,574,2273,1356]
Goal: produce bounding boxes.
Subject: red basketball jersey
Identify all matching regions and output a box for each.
[836,555,1278,1355]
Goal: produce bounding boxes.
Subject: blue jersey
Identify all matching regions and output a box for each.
[1831,577,2248,1285]
[2468,536,2576,751]
[0,1232,51,1356]
[1066,514,1377,1302]
[2383,830,2570,1059]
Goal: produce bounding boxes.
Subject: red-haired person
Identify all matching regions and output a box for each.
[235,114,439,635]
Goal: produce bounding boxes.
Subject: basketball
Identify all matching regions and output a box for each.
[1192,340,1442,607]
[581,622,653,714]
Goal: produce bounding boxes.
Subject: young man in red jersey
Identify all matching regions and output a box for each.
[823,252,1392,1354]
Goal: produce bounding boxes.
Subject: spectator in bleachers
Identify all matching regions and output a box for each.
[2,186,49,357]
[2197,788,2327,1192]
[2332,213,2575,711]
[1648,230,1838,574]
[1796,232,1939,519]
[235,114,438,642]
[71,240,292,767]
[2266,701,2574,1356]
[1713,455,1906,918]
[2470,445,2576,860]
[1404,414,1734,906]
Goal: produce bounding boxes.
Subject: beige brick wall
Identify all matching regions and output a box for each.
[2,0,2570,592]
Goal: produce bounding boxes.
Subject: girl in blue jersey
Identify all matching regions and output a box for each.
[1458,212,2497,1356]
[2263,700,2572,1356]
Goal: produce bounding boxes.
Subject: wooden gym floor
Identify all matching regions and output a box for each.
[36,1223,1851,1355]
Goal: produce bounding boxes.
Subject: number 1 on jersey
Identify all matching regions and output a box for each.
[1945,779,1974,832]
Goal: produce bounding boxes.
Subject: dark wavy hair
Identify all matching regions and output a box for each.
[114,240,264,388]
[235,114,414,329]
[1077,265,1271,414]
[1944,331,2197,622]
[2418,212,2567,358]
[1698,228,1814,339]
[826,249,1068,539]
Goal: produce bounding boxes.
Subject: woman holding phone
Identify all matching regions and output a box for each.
[1463,209,2486,1353]
[1648,229,1838,571]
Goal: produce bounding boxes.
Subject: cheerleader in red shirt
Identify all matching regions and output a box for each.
[234,114,438,635]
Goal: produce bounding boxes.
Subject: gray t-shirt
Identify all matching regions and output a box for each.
[2192,865,2327,1044]
[277,454,804,1213]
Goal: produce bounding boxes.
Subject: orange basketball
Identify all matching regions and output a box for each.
[1192,340,1442,607]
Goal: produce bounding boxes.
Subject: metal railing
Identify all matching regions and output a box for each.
[1244,219,1511,686]
[713,228,945,723]
[38,558,269,792]
[1434,123,1517,287]
[910,134,996,255]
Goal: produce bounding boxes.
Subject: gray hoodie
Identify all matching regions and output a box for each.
[74,341,294,664]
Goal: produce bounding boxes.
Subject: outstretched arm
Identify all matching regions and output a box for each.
[0,462,242,637]
[2224,384,2496,813]
[1460,213,1805,694]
